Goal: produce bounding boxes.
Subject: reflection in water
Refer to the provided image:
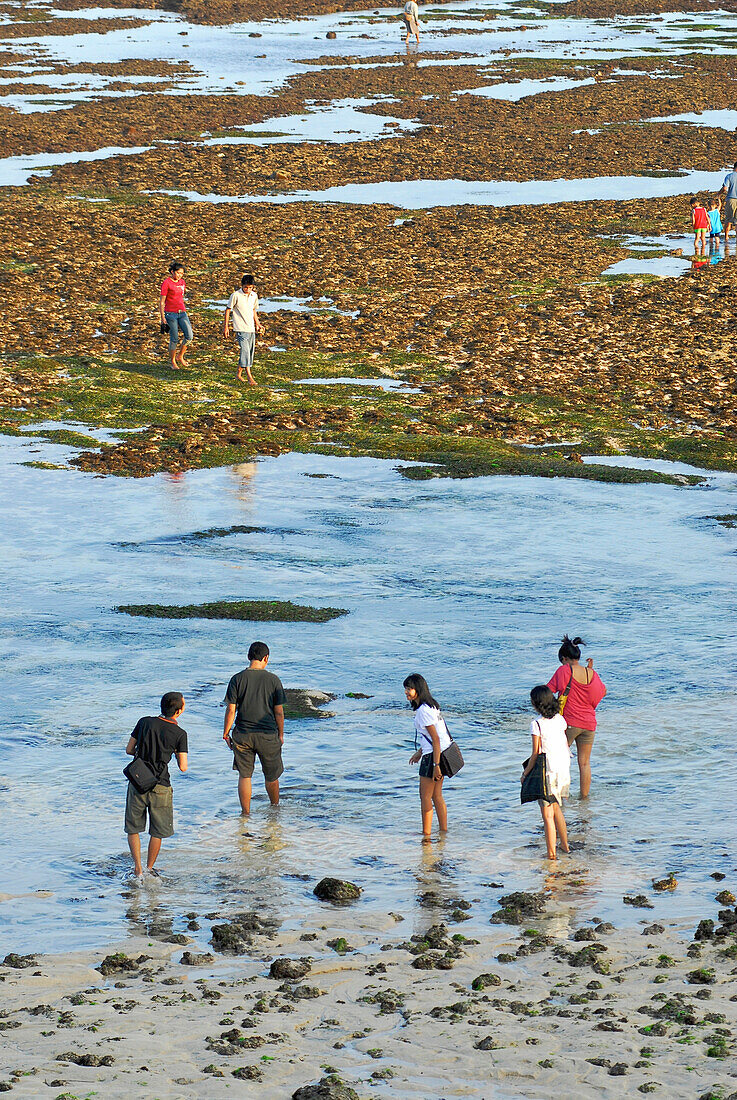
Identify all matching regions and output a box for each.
[229,461,258,504]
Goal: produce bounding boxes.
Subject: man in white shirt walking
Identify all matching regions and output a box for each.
[402,0,420,44]
[223,273,262,385]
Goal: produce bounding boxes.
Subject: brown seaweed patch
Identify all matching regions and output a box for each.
[116,600,348,622]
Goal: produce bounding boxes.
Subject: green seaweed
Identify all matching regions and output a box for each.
[116,600,348,622]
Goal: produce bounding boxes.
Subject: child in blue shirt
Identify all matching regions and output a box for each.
[708,199,723,240]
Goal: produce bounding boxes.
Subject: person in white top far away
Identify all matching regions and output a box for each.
[402,0,420,45]
[223,273,263,385]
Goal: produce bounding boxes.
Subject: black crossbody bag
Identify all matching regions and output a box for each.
[520,720,548,804]
[123,752,159,794]
[415,715,465,778]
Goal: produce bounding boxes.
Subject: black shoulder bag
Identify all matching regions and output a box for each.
[520,720,548,804]
[123,741,159,794]
[414,714,465,777]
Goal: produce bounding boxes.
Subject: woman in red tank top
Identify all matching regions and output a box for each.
[547,635,606,799]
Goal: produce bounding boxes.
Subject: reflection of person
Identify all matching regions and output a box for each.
[223,273,262,385]
[547,635,606,799]
[124,692,188,879]
[690,195,709,250]
[719,161,737,240]
[521,686,571,861]
[402,0,420,44]
[405,673,450,839]
[223,642,286,815]
[159,261,192,370]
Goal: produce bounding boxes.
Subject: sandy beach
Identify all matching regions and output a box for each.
[2,871,736,1099]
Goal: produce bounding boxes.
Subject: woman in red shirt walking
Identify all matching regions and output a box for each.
[547,635,606,799]
[159,260,193,370]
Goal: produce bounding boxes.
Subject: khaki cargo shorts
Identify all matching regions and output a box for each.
[725,198,737,225]
[232,730,284,782]
[125,782,174,839]
[566,725,595,749]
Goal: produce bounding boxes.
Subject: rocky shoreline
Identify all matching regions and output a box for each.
[2,874,735,1098]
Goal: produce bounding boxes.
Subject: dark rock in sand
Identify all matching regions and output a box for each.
[293,1073,359,1099]
[573,928,597,942]
[687,968,716,985]
[472,973,502,991]
[2,953,36,969]
[165,934,191,945]
[695,920,715,941]
[96,953,147,976]
[210,912,279,954]
[642,923,665,935]
[313,878,361,903]
[269,957,311,980]
[56,1052,115,1067]
[490,891,547,924]
[608,1063,628,1076]
[475,1036,501,1050]
[181,952,215,966]
[233,1065,264,1079]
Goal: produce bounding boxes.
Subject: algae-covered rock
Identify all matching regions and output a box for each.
[292,1075,359,1100]
[210,912,280,954]
[313,878,361,903]
[269,957,311,980]
[117,600,347,623]
[490,891,547,924]
[2,953,36,969]
[283,688,336,720]
[180,952,215,966]
[96,953,147,976]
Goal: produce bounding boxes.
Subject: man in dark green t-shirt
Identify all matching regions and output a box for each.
[223,641,286,815]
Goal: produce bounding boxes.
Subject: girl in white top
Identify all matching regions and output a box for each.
[521,685,571,860]
[404,673,451,839]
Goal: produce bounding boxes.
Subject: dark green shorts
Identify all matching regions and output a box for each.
[232,730,284,782]
[125,782,174,839]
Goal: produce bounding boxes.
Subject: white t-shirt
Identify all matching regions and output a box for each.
[531,714,570,778]
[415,703,451,755]
[227,288,258,333]
[404,1,419,16]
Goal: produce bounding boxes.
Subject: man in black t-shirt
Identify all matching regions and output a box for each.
[124,691,188,879]
[223,641,286,815]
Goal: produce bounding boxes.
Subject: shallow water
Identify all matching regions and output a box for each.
[291,375,421,390]
[1,435,736,954]
[153,167,727,209]
[0,144,151,187]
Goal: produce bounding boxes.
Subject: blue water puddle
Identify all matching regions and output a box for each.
[0,441,736,951]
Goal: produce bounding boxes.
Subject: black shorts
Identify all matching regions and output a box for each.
[419,752,437,778]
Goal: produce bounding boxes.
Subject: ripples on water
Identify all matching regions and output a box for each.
[1,435,736,952]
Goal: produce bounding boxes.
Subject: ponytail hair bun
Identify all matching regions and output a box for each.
[558,634,586,662]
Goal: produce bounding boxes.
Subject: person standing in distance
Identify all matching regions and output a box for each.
[124,691,188,879]
[719,162,737,241]
[402,0,420,44]
[159,261,193,370]
[223,273,262,385]
[223,642,286,814]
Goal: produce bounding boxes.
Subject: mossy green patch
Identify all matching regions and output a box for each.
[116,600,348,622]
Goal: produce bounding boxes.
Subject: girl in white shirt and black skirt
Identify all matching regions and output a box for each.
[404,673,451,839]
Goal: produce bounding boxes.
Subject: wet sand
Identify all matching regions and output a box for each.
[2,877,736,1098]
